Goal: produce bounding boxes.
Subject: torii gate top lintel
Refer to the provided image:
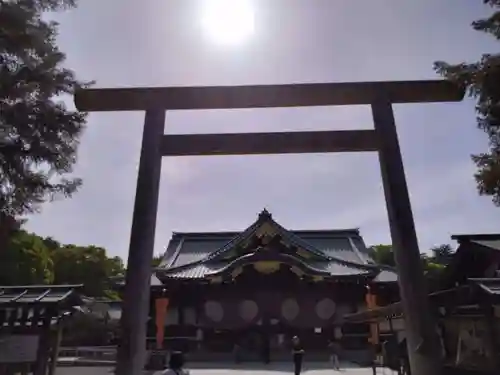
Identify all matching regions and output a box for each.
[74,79,464,112]
[90,78,465,375]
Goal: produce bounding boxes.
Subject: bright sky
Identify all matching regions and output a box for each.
[26,0,500,260]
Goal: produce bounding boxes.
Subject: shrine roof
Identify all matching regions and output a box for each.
[158,259,375,279]
[156,209,390,280]
[111,274,164,289]
[372,268,398,283]
[439,233,500,289]
[80,298,123,321]
[451,233,500,251]
[159,231,372,269]
[0,285,83,307]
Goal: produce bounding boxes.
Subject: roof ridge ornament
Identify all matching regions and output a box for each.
[258,208,272,221]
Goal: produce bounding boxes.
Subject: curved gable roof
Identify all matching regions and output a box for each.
[205,209,330,262]
[156,210,388,280]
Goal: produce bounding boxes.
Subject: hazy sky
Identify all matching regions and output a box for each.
[26,0,500,260]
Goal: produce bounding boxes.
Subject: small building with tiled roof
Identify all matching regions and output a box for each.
[342,233,500,374]
[443,233,500,288]
[145,209,398,363]
[0,285,83,375]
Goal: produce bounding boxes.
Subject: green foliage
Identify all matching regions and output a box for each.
[369,244,396,267]
[0,227,125,298]
[0,229,54,284]
[420,253,447,279]
[152,254,163,268]
[51,245,125,297]
[369,243,454,276]
[434,0,500,206]
[0,0,90,218]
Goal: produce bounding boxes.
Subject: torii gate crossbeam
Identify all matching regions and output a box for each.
[75,79,464,375]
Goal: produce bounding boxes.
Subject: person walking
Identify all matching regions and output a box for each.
[291,336,305,375]
[328,339,341,371]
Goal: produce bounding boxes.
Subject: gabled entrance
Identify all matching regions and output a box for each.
[156,209,381,284]
[206,209,330,262]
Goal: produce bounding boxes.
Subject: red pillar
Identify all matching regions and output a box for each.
[155,297,169,349]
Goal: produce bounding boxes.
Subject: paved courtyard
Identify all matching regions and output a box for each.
[55,363,390,375]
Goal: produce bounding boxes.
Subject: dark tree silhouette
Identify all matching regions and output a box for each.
[0,0,89,250]
[434,0,500,206]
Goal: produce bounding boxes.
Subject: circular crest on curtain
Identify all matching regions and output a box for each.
[281,298,300,321]
[204,300,224,322]
[315,298,336,320]
[239,299,259,321]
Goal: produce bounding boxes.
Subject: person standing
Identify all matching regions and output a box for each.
[233,342,242,364]
[262,335,270,364]
[328,339,341,371]
[399,339,411,375]
[291,336,305,375]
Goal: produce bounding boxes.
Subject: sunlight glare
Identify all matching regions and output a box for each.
[201,0,255,46]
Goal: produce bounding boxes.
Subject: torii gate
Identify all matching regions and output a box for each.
[75,80,464,375]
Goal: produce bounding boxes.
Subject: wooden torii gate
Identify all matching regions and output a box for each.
[75,80,464,375]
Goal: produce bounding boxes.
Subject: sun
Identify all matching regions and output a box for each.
[201,0,255,46]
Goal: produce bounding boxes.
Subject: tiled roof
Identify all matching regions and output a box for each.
[372,268,398,283]
[442,233,500,288]
[451,234,500,252]
[472,239,500,252]
[161,212,373,268]
[308,261,373,276]
[471,278,500,295]
[0,285,82,306]
[160,260,373,279]
[159,263,220,279]
[298,235,373,265]
[81,298,123,321]
[203,211,332,262]
[112,275,165,288]
[161,236,232,268]
[343,278,500,324]
[157,210,389,280]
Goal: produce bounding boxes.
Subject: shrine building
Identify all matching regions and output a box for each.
[146,209,398,362]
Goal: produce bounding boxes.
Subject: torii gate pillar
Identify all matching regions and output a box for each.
[75,80,464,375]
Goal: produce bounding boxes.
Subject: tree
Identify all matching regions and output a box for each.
[0,228,54,285]
[434,0,500,206]
[0,223,125,299]
[369,244,396,267]
[0,0,90,246]
[429,244,454,266]
[369,243,455,273]
[152,254,163,268]
[0,213,21,252]
[51,245,125,298]
[420,253,447,280]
